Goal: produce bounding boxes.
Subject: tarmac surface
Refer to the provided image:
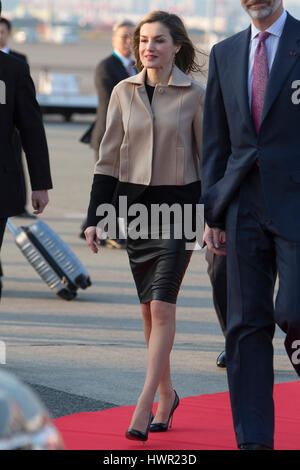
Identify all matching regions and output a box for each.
[0,120,297,420]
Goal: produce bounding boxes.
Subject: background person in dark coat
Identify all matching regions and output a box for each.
[89,20,137,158]
[0,1,52,299]
[0,16,36,220]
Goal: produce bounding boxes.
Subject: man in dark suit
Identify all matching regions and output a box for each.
[89,20,136,158]
[0,15,37,220]
[202,0,300,450]
[0,1,52,298]
[80,20,136,247]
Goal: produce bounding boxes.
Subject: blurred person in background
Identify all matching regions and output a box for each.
[79,20,136,248]
[0,17,27,63]
[0,0,52,299]
[0,16,37,220]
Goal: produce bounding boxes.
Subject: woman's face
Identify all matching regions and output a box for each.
[139,22,180,71]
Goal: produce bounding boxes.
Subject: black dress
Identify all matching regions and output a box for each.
[126,84,199,304]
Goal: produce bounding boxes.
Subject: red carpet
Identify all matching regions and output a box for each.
[53,381,300,450]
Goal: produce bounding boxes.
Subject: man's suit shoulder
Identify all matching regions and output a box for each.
[10,50,28,64]
[0,50,29,75]
[213,12,300,55]
[213,27,250,54]
[96,54,120,72]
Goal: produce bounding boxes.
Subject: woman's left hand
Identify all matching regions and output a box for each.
[84,226,102,254]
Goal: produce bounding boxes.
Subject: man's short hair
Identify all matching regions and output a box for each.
[0,17,11,31]
[112,20,135,35]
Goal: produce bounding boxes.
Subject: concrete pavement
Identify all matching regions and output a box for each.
[0,120,297,419]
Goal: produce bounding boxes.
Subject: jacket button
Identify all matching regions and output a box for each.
[158,88,164,94]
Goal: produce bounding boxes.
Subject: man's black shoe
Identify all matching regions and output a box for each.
[216,350,226,368]
[239,443,273,450]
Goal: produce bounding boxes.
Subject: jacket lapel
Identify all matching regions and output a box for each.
[229,26,255,136]
[137,85,153,118]
[261,13,300,125]
[0,51,6,77]
[130,68,153,118]
[111,53,130,80]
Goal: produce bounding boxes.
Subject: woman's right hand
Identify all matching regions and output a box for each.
[84,226,102,254]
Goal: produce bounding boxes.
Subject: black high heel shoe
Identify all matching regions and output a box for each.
[150,390,179,432]
[125,411,154,443]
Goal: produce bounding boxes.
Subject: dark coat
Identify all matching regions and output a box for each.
[9,50,28,64]
[89,54,130,151]
[0,51,52,218]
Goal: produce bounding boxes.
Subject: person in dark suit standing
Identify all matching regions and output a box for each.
[0,16,37,220]
[89,20,137,159]
[202,0,300,450]
[0,1,52,299]
[80,20,136,247]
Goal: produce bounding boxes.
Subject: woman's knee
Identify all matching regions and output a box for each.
[141,302,151,321]
[150,300,175,326]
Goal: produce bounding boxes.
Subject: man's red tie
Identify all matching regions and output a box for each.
[252,31,270,166]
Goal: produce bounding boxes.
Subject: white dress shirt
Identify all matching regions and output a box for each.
[1,46,10,54]
[248,8,287,109]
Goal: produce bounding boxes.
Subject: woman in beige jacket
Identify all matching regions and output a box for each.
[85,11,205,443]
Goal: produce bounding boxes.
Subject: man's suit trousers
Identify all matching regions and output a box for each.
[205,249,227,335]
[225,164,300,449]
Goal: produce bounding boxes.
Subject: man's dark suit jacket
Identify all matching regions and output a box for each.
[9,49,28,206]
[89,54,130,151]
[0,51,52,219]
[9,50,27,64]
[201,12,300,242]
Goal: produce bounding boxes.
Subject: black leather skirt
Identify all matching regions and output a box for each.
[126,228,193,305]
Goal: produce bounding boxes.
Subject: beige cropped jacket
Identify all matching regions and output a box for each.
[87,65,205,227]
[94,65,205,186]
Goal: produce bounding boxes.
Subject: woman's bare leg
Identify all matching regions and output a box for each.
[141,303,174,423]
[128,300,176,431]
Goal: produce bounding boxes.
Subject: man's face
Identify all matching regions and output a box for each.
[0,23,10,48]
[112,25,134,58]
[241,0,282,20]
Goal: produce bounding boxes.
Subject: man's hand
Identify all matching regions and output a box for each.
[203,224,226,256]
[84,226,103,254]
[32,190,49,215]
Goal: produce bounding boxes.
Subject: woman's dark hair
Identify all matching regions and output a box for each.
[133,10,204,74]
